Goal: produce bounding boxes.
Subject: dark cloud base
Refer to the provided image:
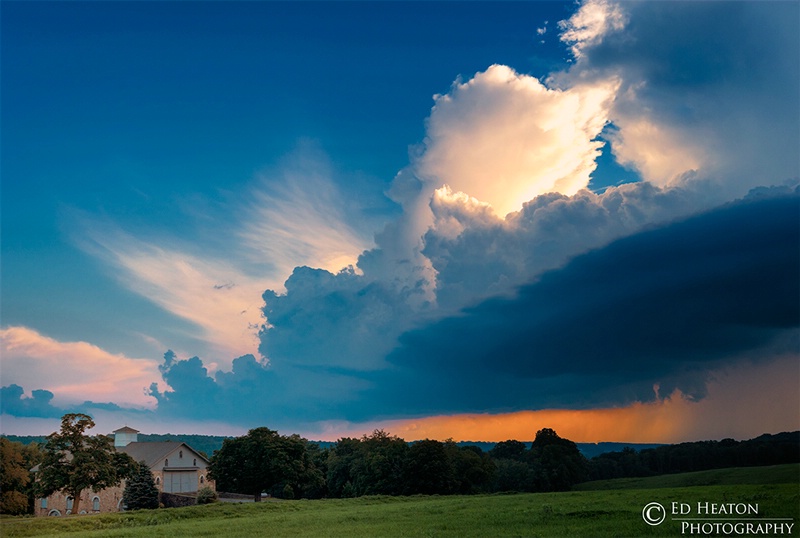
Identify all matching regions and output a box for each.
[368,192,799,419]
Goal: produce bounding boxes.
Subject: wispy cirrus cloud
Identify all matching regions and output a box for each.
[71,143,375,362]
[75,225,268,361]
[239,144,375,282]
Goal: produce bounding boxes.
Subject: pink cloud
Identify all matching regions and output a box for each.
[0,326,160,408]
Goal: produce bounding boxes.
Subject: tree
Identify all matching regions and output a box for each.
[209,427,324,501]
[489,440,528,462]
[326,430,410,498]
[404,439,455,495]
[122,460,159,510]
[490,458,536,492]
[35,414,135,514]
[529,428,587,491]
[447,443,494,494]
[1,438,41,515]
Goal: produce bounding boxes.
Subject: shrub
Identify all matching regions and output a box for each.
[196,486,218,504]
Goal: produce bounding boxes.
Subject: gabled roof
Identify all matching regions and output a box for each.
[31,441,209,473]
[113,426,140,434]
[118,441,209,468]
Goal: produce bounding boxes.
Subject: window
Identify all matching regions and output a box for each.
[48,509,61,517]
[66,496,73,514]
[155,476,161,485]
[40,498,47,509]
[200,475,205,484]
[193,458,197,466]
[93,496,100,511]
[165,458,168,467]
[179,450,183,458]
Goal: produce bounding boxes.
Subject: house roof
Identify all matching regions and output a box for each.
[113,426,140,434]
[31,441,210,473]
[118,441,209,468]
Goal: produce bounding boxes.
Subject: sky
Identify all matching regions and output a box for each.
[2,0,798,444]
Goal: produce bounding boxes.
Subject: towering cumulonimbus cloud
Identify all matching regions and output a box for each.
[244,0,799,432]
[415,64,618,218]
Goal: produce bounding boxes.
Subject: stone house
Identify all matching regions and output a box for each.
[34,426,215,516]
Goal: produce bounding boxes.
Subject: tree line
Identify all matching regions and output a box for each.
[209,427,588,501]
[586,431,800,481]
[2,414,798,514]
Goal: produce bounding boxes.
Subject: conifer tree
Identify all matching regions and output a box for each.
[122,460,159,510]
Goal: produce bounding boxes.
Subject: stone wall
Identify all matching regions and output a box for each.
[35,486,124,517]
[159,492,196,508]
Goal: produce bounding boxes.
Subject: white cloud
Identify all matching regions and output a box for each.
[555,0,799,198]
[415,64,618,217]
[0,326,160,408]
[558,0,627,59]
[425,181,707,310]
[607,117,705,187]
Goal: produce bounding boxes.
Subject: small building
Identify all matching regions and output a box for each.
[34,426,215,516]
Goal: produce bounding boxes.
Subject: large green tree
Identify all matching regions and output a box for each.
[122,460,159,510]
[326,430,409,497]
[35,414,135,514]
[210,427,324,501]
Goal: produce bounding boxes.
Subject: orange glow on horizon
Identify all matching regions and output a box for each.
[321,355,799,444]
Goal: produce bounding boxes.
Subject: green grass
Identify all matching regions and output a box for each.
[3,466,798,538]
[574,463,800,491]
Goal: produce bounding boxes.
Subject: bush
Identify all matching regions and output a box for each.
[0,490,29,515]
[196,486,218,504]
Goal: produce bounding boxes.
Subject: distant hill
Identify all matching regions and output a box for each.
[455,441,664,458]
[1,433,231,458]
[1,433,659,459]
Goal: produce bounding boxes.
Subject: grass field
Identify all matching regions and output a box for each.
[574,463,800,490]
[3,465,798,538]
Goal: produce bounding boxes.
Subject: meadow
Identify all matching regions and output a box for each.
[3,465,797,538]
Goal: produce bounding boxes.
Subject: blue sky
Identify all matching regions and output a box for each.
[2,1,798,442]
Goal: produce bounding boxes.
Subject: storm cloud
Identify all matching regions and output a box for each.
[370,191,799,418]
